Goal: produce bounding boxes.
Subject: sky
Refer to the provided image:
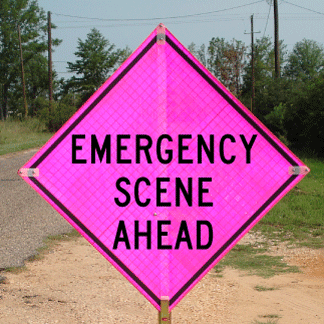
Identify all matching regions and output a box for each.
[37,0,324,80]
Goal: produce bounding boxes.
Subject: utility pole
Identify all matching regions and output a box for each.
[48,11,53,113]
[18,24,28,118]
[245,15,260,112]
[274,0,280,78]
[251,15,255,112]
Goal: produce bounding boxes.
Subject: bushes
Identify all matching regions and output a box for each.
[285,75,324,157]
[250,73,324,157]
[264,103,288,140]
[37,96,78,132]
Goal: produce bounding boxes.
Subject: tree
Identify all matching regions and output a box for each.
[241,36,287,116]
[188,42,207,67]
[285,73,324,156]
[206,38,246,97]
[284,39,324,81]
[189,38,246,96]
[24,52,55,115]
[66,28,125,103]
[221,40,246,97]
[117,45,132,66]
[242,36,287,91]
[0,0,61,119]
[206,37,227,79]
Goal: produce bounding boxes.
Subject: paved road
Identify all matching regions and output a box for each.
[0,149,73,269]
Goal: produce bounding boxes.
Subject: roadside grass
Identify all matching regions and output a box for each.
[258,314,280,319]
[254,285,278,292]
[254,156,324,249]
[253,314,280,324]
[26,229,81,263]
[2,265,28,274]
[214,244,300,278]
[0,118,53,155]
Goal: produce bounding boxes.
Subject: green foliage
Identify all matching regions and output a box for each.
[38,97,78,132]
[241,37,288,112]
[240,37,324,150]
[243,36,287,81]
[188,42,207,67]
[284,39,324,81]
[118,46,133,66]
[0,117,52,155]
[264,103,288,144]
[0,0,61,119]
[285,74,324,157]
[1,8,323,158]
[255,156,324,248]
[188,38,246,97]
[207,37,246,96]
[65,28,125,103]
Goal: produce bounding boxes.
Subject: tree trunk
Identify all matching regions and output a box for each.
[0,84,3,120]
[31,85,37,116]
[1,84,9,120]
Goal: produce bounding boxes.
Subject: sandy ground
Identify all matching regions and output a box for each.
[0,235,323,324]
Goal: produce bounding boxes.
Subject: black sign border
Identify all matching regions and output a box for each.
[29,33,299,308]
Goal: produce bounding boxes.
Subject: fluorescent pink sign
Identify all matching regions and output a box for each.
[19,24,309,310]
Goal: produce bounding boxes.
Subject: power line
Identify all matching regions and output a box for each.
[54,12,323,24]
[54,13,324,30]
[56,18,248,29]
[282,0,324,16]
[263,2,272,37]
[55,14,324,30]
[53,0,264,22]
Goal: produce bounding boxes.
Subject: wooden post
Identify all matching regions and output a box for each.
[158,296,171,324]
[274,0,280,78]
[48,11,53,112]
[244,16,260,112]
[17,24,28,118]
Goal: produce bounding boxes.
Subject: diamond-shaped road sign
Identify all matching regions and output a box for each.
[19,24,309,311]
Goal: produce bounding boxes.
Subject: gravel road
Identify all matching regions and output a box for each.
[0,149,73,269]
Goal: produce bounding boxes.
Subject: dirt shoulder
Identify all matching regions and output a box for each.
[1,236,323,324]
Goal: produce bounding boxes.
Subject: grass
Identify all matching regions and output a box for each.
[254,285,278,292]
[0,118,53,155]
[253,314,280,324]
[254,156,324,249]
[253,318,279,324]
[2,265,28,274]
[26,230,81,263]
[259,315,280,319]
[214,244,300,278]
